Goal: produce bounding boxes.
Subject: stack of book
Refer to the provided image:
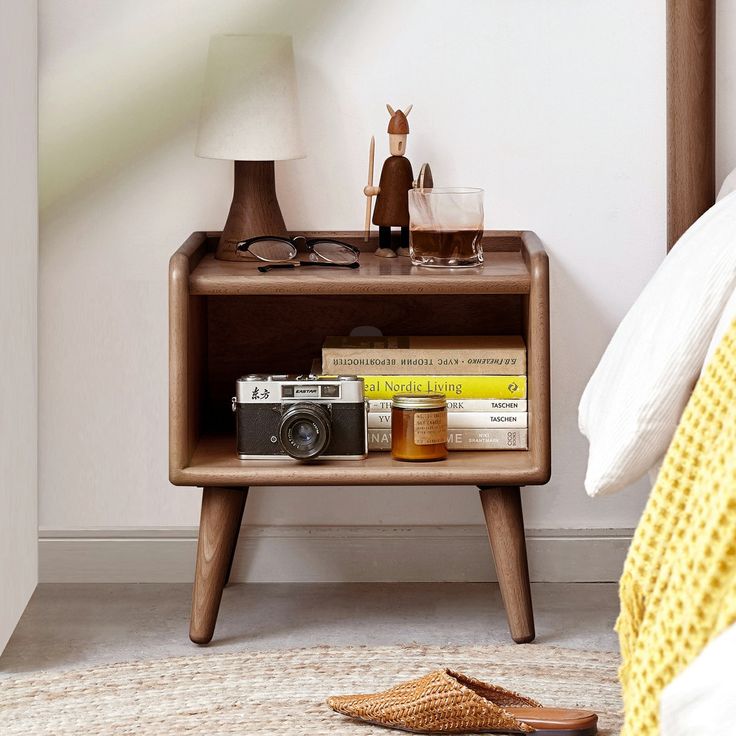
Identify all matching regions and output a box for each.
[318,335,528,451]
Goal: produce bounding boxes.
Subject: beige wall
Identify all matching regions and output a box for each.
[37,1,736,577]
[1,0,38,651]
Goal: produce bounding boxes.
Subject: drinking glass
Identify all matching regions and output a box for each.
[408,187,484,268]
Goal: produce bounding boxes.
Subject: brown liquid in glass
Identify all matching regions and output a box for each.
[410,228,483,260]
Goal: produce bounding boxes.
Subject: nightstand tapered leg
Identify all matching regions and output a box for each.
[190,486,248,644]
[478,486,535,643]
[224,489,247,587]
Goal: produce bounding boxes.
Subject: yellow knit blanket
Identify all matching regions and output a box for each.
[617,319,736,736]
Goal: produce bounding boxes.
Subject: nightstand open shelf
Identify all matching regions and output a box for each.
[182,434,542,487]
[170,230,550,645]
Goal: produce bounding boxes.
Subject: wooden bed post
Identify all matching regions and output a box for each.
[667,0,716,251]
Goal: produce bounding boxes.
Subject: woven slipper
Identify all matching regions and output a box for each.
[326,669,598,734]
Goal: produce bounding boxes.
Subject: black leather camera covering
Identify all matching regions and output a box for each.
[236,402,366,457]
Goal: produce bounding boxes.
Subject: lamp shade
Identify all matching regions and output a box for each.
[196,34,305,161]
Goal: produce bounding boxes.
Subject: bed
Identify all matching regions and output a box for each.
[667,0,715,247]
[614,5,734,734]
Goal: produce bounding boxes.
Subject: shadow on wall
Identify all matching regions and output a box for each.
[40,0,343,216]
[522,244,650,522]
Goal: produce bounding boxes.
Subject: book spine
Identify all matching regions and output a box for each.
[368,399,527,412]
[357,375,527,400]
[367,412,528,429]
[322,349,525,375]
[368,429,528,451]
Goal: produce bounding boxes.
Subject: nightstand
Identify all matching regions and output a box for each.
[170,231,550,644]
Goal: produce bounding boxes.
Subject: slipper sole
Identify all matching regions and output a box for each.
[344,715,598,735]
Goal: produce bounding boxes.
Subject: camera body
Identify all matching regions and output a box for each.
[234,375,368,461]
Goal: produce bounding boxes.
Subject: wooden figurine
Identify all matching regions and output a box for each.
[364,104,415,258]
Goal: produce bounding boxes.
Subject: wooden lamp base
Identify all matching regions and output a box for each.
[216,160,288,261]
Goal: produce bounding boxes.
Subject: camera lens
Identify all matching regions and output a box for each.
[279,402,331,459]
[292,420,320,450]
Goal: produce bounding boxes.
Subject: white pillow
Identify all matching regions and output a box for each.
[579,193,736,496]
[702,282,736,371]
[717,168,736,201]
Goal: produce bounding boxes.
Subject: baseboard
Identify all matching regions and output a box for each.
[38,526,633,584]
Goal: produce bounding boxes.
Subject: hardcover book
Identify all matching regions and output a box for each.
[368,399,527,412]
[367,412,528,429]
[368,429,528,451]
[322,335,526,375]
[311,361,527,400]
[359,375,526,400]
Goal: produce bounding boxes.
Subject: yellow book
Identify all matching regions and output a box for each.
[358,375,526,400]
[313,361,526,400]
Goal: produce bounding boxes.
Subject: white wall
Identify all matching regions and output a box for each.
[37,1,736,578]
[717,0,736,187]
[1,0,38,650]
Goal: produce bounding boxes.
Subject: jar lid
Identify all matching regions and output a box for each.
[392,392,447,410]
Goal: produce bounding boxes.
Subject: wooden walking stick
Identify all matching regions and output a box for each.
[364,135,375,242]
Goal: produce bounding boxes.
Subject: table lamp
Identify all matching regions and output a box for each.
[196,35,305,261]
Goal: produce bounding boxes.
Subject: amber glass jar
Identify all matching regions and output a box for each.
[391,393,448,462]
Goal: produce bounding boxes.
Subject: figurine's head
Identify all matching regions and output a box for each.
[387,104,411,156]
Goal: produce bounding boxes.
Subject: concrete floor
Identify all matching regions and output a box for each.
[0,583,619,674]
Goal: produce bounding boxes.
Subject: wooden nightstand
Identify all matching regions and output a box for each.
[170,231,550,645]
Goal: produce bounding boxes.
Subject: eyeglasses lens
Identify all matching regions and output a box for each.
[248,240,298,262]
[311,242,359,264]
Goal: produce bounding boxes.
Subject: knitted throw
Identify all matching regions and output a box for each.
[616,319,736,736]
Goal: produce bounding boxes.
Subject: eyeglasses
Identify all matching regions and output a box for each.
[236,236,360,272]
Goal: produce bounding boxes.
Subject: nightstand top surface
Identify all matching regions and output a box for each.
[180,231,540,296]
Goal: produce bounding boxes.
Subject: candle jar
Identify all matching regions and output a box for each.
[391,393,448,462]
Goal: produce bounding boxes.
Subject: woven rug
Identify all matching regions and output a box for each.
[0,644,622,735]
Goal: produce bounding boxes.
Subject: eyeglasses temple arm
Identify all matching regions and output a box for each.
[257,262,359,273]
[297,261,360,269]
[257,263,298,272]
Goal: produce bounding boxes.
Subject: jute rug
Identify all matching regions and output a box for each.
[0,644,622,735]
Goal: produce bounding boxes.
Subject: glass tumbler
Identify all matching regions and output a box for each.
[408,187,484,268]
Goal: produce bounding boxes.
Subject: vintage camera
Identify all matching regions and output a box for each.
[233,375,368,460]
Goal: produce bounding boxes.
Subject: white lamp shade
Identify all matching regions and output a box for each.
[196,34,305,161]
